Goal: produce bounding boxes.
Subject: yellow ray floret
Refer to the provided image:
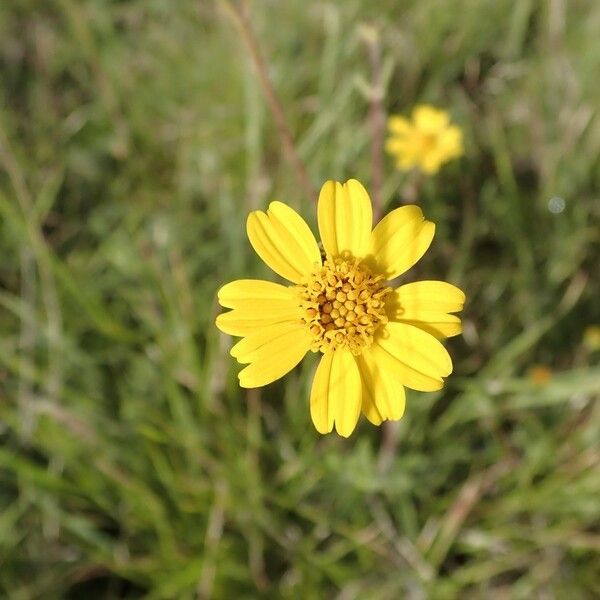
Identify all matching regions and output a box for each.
[216,179,465,437]
[386,104,464,174]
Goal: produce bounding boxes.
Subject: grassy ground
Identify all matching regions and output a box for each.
[1,0,599,598]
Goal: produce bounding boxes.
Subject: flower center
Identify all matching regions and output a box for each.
[297,255,391,355]
[417,131,438,152]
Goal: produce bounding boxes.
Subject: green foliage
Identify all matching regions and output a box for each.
[0,0,599,597]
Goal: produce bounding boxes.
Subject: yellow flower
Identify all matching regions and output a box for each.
[386,104,463,174]
[527,365,553,386]
[583,325,600,351]
[216,179,465,437]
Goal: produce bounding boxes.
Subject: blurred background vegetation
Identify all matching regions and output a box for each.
[1,0,599,598]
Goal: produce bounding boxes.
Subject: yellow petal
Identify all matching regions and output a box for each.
[438,125,463,158]
[216,279,301,336]
[367,206,435,279]
[357,350,405,422]
[237,329,311,388]
[396,156,418,171]
[310,348,362,437]
[388,116,412,136]
[413,105,449,133]
[385,138,409,153]
[216,309,301,336]
[247,202,321,283]
[399,316,462,339]
[372,322,452,392]
[387,280,465,339]
[317,179,373,259]
[267,201,322,266]
[360,386,383,425]
[218,279,295,309]
[390,281,465,313]
[231,321,306,363]
[420,152,443,174]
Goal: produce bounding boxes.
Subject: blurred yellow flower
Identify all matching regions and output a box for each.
[216,180,465,437]
[583,325,600,351]
[386,104,463,174]
[527,365,553,386]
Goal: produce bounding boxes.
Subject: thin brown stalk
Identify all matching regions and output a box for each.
[401,168,424,204]
[221,1,316,203]
[376,419,400,474]
[197,480,228,599]
[423,457,516,569]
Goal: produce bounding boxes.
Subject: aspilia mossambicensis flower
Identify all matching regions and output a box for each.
[216,179,465,437]
[386,104,463,174]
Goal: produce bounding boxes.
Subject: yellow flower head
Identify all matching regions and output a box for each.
[386,104,463,174]
[583,325,600,351]
[527,364,553,386]
[216,180,465,437]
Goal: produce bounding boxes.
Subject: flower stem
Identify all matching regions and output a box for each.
[222,1,316,204]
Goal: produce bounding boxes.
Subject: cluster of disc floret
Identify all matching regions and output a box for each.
[297,255,391,355]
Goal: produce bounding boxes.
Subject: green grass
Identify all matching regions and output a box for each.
[1,0,599,598]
